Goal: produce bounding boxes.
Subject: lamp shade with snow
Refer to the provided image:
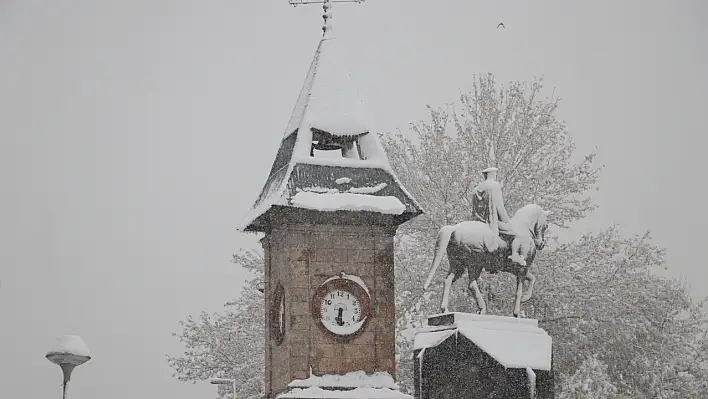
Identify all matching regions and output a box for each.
[46,335,91,399]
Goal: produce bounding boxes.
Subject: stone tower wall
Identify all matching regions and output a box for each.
[263,215,397,397]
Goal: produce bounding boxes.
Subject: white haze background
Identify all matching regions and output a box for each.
[1,1,706,398]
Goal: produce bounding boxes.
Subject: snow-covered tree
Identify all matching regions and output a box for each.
[167,250,265,399]
[560,354,617,398]
[168,73,708,398]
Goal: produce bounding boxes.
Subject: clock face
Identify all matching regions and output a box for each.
[270,283,286,346]
[320,288,364,333]
[311,275,371,341]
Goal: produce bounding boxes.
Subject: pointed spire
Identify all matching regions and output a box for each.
[238,1,422,233]
[283,2,371,152]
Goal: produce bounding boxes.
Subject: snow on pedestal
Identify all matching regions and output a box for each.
[413,313,554,398]
[277,370,412,399]
[416,313,552,370]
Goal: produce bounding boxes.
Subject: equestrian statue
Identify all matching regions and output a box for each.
[423,166,552,318]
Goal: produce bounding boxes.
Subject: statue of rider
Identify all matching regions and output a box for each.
[472,167,511,233]
[471,167,527,266]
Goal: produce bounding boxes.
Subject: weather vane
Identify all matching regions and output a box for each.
[289,0,365,37]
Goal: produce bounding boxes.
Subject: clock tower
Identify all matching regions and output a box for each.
[239,1,422,398]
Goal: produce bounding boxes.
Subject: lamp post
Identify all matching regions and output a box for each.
[210,375,237,398]
[45,335,91,399]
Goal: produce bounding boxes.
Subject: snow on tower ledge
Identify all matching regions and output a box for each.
[239,32,422,233]
[277,370,412,399]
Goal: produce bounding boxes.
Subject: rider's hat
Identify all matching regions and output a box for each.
[482,167,499,174]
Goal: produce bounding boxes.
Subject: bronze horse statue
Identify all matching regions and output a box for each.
[423,204,551,317]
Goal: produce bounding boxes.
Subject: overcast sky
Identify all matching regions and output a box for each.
[1,0,707,398]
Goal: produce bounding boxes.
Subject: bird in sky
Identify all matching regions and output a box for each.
[497,22,505,29]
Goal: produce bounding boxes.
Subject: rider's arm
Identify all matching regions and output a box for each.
[492,183,512,222]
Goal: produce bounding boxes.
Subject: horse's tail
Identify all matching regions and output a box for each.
[424,225,455,290]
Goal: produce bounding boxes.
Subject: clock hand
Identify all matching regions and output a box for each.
[336,308,344,326]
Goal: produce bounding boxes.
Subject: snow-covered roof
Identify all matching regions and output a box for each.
[413,328,457,351]
[284,37,369,138]
[239,163,422,232]
[46,335,90,357]
[239,23,422,233]
[414,313,552,371]
[277,371,412,399]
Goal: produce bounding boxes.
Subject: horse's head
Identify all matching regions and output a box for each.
[533,209,552,251]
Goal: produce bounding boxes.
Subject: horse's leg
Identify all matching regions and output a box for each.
[440,272,456,313]
[466,260,486,314]
[513,275,524,318]
[468,279,487,315]
[520,271,536,303]
[508,237,527,266]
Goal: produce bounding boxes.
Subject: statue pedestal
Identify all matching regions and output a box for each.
[413,312,554,399]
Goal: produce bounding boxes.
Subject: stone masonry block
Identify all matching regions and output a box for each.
[287,247,309,262]
[376,330,396,350]
[350,331,375,346]
[330,234,360,249]
[378,357,395,375]
[311,248,334,262]
[374,262,395,277]
[362,276,375,291]
[290,260,308,276]
[313,248,347,264]
[375,308,396,324]
[375,275,395,293]
[282,230,311,248]
[374,298,395,318]
[291,301,310,317]
[291,272,309,289]
[341,345,375,370]
[313,343,338,359]
[373,235,393,250]
[376,346,396,370]
[290,313,310,331]
[311,232,333,249]
[289,331,310,348]
[347,249,375,264]
[310,261,333,276]
[290,288,310,304]
[310,275,330,289]
[290,356,309,380]
[356,233,376,250]
[374,243,394,264]
[291,340,309,360]
[312,356,336,375]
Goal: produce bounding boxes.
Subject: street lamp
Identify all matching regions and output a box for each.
[45,335,91,399]
[210,375,237,397]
